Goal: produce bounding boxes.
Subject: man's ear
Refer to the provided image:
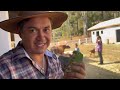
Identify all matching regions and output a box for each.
[18,32,22,39]
[16,26,20,34]
[16,26,22,38]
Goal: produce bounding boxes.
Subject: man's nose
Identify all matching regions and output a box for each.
[36,31,45,41]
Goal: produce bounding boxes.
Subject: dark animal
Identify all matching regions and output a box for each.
[50,45,70,55]
[89,48,95,57]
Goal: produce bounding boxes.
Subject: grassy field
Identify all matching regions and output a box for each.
[49,36,120,63]
[79,44,120,62]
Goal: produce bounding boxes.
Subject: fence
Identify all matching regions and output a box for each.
[66,37,92,45]
[49,37,92,48]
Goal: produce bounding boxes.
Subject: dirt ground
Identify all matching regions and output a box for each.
[84,57,120,79]
[50,38,120,79]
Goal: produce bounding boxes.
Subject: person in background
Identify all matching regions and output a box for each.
[74,43,80,52]
[0,11,86,79]
[96,35,103,65]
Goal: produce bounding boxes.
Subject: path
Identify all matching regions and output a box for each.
[84,57,120,79]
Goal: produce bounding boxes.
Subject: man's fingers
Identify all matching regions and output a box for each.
[64,72,86,79]
[71,65,86,75]
[72,62,85,70]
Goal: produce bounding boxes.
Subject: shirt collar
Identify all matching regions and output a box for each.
[44,50,53,58]
[23,48,53,60]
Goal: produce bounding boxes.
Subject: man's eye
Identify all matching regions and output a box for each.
[44,28,50,32]
[29,28,37,33]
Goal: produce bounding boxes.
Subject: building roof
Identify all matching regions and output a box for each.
[88,17,120,31]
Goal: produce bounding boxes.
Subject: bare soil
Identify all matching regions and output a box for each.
[84,57,120,79]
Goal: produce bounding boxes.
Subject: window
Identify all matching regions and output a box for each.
[96,31,99,36]
[101,31,103,34]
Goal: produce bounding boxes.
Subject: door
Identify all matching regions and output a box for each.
[96,31,99,36]
[116,29,120,42]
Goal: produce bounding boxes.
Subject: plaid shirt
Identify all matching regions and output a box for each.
[0,42,64,79]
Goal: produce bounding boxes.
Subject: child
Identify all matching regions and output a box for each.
[74,43,80,52]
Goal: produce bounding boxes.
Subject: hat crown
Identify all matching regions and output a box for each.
[0,11,68,34]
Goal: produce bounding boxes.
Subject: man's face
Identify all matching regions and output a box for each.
[20,16,52,55]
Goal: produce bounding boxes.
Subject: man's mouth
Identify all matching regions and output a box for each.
[37,43,45,47]
[35,42,46,47]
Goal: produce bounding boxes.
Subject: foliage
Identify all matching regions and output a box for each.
[58,50,83,72]
[72,51,83,62]
[52,11,120,41]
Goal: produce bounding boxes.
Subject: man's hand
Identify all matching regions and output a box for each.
[59,51,86,79]
[64,62,86,79]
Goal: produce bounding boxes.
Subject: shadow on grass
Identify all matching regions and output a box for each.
[102,61,120,65]
[84,56,120,65]
[84,57,120,79]
[87,55,99,58]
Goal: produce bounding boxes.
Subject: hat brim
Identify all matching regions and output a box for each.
[0,12,68,34]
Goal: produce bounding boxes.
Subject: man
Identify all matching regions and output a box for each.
[0,11,86,79]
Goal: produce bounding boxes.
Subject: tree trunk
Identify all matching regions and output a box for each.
[82,11,88,36]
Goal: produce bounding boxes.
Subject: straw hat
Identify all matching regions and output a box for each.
[0,11,68,34]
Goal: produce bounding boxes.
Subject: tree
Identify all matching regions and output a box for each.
[81,11,88,36]
[53,11,120,40]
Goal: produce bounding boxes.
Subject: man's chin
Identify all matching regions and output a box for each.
[35,50,45,54]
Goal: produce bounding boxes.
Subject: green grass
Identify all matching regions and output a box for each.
[68,43,120,62]
[49,36,120,62]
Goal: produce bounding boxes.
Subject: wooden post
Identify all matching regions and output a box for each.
[78,39,81,45]
[85,38,87,43]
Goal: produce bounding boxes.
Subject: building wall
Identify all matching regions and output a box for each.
[91,31,97,43]
[91,26,120,44]
[0,11,12,56]
[14,34,21,46]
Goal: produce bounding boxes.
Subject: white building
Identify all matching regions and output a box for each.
[0,11,21,56]
[88,17,120,44]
